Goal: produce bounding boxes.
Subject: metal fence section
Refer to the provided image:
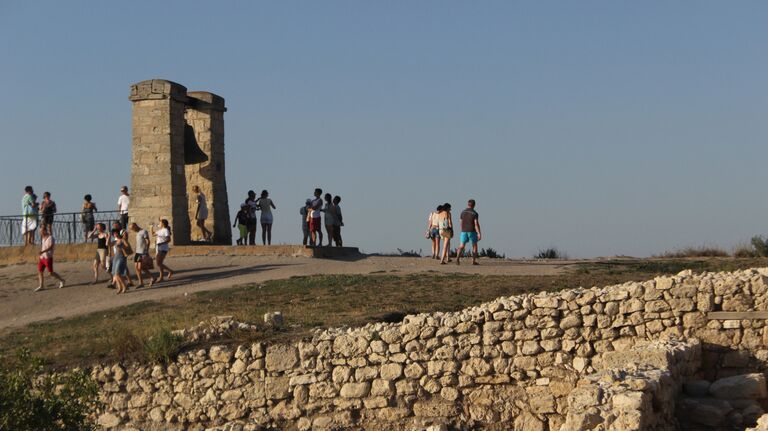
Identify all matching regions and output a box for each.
[0,211,121,246]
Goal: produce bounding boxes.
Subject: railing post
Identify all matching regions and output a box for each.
[7,219,12,246]
[69,213,74,244]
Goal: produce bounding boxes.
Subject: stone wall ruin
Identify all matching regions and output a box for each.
[129,79,231,245]
[93,268,768,430]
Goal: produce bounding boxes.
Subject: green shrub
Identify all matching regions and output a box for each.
[479,247,505,259]
[0,349,100,431]
[144,328,185,364]
[110,327,185,365]
[535,247,567,259]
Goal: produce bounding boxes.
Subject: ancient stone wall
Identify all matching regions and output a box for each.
[93,268,768,430]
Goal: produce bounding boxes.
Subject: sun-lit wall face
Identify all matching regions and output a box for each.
[129,80,231,245]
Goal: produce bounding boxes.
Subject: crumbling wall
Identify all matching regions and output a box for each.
[93,268,768,430]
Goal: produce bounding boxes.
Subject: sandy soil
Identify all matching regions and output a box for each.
[0,254,571,330]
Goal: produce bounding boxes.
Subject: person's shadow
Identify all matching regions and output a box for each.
[131,263,289,291]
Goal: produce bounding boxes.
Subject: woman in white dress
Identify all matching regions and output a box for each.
[192,186,212,242]
[256,190,276,245]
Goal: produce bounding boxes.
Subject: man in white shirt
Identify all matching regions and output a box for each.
[117,186,130,229]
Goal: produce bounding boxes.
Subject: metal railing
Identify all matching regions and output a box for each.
[0,211,121,246]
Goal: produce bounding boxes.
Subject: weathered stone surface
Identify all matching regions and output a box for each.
[710,374,768,400]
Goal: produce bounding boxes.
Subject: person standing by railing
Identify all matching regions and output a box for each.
[21,186,37,245]
[117,186,130,229]
[39,192,57,232]
[81,194,97,243]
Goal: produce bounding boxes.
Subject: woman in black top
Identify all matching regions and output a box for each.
[89,223,109,284]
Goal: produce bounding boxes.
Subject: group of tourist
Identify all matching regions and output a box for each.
[426,199,481,265]
[232,187,344,248]
[21,186,59,245]
[234,189,277,245]
[20,185,131,245]
[23,184,350,293]
[23,185,176,293]
[300,188,343,247]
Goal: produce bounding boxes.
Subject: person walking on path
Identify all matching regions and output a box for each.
[332,195,343,247]
[233,203,248,245]
[323,193,337,247]
[245,190,258,245]
[110,228,129,294]
[309,188,323,246]
[21,186,37,245]
[35,226,65,292]
[152,218,174,282]
[256,190,276,245]
[456,199,482,266]
[300,199,311,246]
[107,220,134,288]
[437,203,454,264]
[81,194,98,243]
[117,186,130,229]
[89,223,110,284]
[426,205,442,259]
[131,223,155,287]
[39,191,57,232]
[192,186,212,242]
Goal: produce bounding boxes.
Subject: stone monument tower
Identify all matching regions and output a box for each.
[129,79,231,245]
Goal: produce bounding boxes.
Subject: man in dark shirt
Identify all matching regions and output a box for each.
[456,199,481,265]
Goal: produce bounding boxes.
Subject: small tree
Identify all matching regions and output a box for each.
[751,236,768,257]
[0,349,101,431]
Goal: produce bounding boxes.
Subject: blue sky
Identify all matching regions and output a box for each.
[1,1,767,257]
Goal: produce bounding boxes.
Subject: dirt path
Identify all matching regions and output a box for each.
[0,255,571,330]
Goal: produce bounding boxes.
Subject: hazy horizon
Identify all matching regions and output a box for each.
[1,2,767,258]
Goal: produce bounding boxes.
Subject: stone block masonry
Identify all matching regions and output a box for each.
[93,267,768,430]
[129,79,231,245]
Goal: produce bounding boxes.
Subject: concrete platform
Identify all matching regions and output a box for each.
[0,244,362,266]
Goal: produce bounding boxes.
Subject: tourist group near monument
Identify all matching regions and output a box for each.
[18,184,483,293]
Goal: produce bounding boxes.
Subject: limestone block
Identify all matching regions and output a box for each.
[265,344,299,371]
[380,363,403,380]
[209,345,233,363]
[340,382,371,398]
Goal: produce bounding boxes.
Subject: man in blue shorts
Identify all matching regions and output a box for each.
[456,199,482,265]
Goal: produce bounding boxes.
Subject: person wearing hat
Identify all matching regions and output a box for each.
[233,203,249,245]
[117,186,130,229]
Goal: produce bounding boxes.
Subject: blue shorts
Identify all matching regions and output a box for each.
[460,231,478,245]
[429,228,439,239]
